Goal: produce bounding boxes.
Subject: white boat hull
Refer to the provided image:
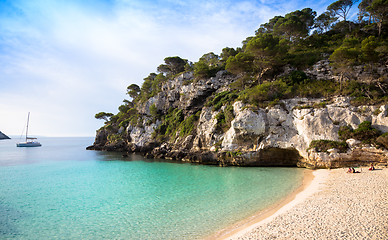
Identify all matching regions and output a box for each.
[17,142,42,147]
[17,112,42,147]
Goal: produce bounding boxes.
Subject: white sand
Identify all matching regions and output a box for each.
[229,167,388,240]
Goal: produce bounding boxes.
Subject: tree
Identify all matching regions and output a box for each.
[272,9,315,41]
[358,0,374,24]
[273,15,308,41]
[330,45,359,91]
[184,61,194,72]
[149,73,167,97]
[256,16,284,34]
[360,36,379,74]
[293,8,317,31]
[157,56,187,76]
[220,47,239,62]
[141,73,156,97]
[193,52,222,79]
[118,104,130,114]
[199,52,220,66]
[366,0,388,36]
[126,84,140,100]
[245,34,288,83]
[327,0,357,32]
[95,112,114,122]
[225,52,255,76]
[193,60,210,79]
[122,99,134,108]
[315,11,337,33]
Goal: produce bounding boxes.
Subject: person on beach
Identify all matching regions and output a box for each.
[347,167,352,173]
[369,163,375,171]
[352,167,360,173]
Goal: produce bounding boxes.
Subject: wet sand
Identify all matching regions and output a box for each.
[205,169,322,239]
[218,167,388,240]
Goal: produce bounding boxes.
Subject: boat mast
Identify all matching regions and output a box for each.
[26,112,30,141]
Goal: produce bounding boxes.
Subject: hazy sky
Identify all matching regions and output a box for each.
[1,0,346,137]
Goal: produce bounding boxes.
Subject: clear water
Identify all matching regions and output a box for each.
[0,137,304,239]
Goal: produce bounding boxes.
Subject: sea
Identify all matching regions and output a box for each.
[0,137,304,239]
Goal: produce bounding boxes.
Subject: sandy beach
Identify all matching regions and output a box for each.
[218,167,388,240]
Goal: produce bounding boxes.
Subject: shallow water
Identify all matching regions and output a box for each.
[0,137,304,239]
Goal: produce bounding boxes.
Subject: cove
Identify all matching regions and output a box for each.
[0,137,304,239]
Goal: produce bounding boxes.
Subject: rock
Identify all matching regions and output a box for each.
[0,131,10,140]
[181,135,194,150]
[127,120,160,147]
[137,70,235,115]
[193,106,220,150]
[139,142,160,153]
[222,104,268,151]
[89,65,388,168]
[217,147,302,167]
[346,139,362,148]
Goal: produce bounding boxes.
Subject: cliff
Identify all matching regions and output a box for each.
[87,59,388,168]
[0,131,10,140]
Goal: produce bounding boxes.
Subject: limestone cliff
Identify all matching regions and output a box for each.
[88,60,388,168]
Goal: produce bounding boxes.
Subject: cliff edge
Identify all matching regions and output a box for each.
[87,59,388,168]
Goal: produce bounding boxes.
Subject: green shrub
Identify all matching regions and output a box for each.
[352,121,380,143]
[307,140,348,153]
[238,79,292,107]
[206,91,238,111]
[280,71,309,85]
[179,111,201,136]
[376,132,388,149]
[153,108,200,141]
[149,104,158,118]
[215,105,234,133]
[338,125,353,141]
[338,121,381,144]
[118,119,130,128]
[107,134,124,144]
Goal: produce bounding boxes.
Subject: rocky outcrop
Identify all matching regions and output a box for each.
[222,104,268,151]
[304,59,388,82]
[137,71,235,116]
[89,94,388,168]
[0,131,10,140]
[127,120,160,147]
[88,60,388,168]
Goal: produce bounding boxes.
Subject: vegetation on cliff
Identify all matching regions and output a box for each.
[95,0,388,147]
[308,120,384,153]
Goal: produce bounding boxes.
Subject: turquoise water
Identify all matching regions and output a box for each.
[0,137,304,239]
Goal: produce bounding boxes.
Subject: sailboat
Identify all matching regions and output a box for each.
[16,112,42,147]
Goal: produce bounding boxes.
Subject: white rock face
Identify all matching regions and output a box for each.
[193,107,220,150]
[194,97,388,161]
[222,102,268,151]
[346,138,362,148]
[304,59,387,83]
[137,70,235,115]
[127,120,160,147]
[373,105,388,133]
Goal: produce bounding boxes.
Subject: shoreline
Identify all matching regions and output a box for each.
[230,167,388,239]
[205,169,329,240]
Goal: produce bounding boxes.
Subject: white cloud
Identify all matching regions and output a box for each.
[0,0,337,136]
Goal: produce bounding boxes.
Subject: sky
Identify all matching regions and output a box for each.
[0,0,353,137]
